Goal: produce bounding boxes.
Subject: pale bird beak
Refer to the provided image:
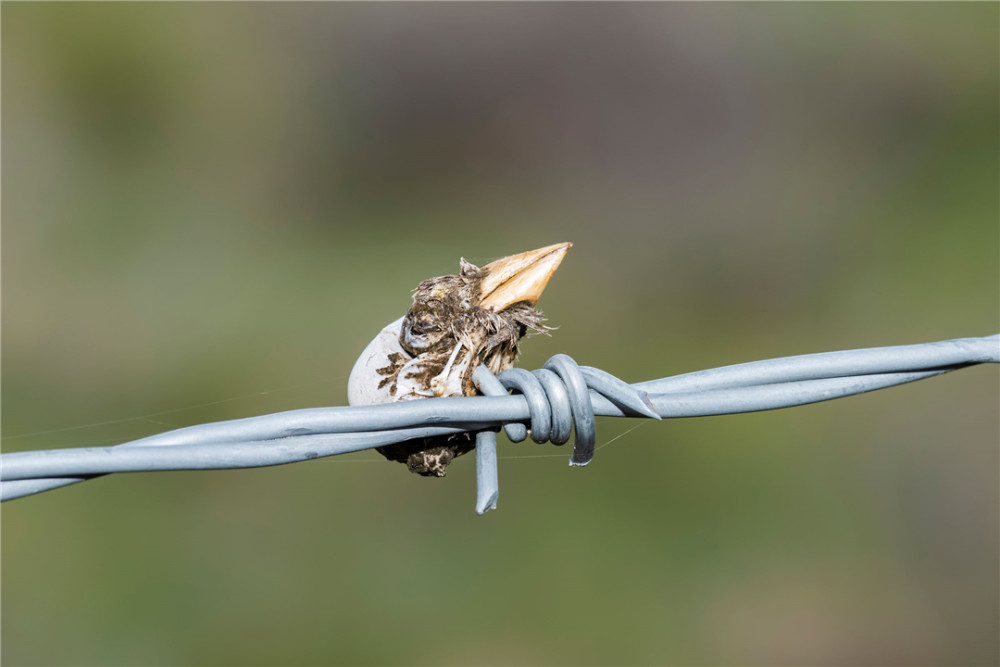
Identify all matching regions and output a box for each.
[479,242,572,312]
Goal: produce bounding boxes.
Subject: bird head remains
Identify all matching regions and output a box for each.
[396,242,571,398]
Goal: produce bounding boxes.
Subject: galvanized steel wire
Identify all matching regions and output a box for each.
[3,334,997,512]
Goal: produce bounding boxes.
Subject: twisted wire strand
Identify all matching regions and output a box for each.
[3,334,997,507]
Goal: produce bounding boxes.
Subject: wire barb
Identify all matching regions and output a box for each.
[2,334,997,511]
[471,357,660,512]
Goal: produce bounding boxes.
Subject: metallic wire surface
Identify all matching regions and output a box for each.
[3,334,997,511]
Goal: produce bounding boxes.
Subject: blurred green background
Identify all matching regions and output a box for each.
[3,4,997,665]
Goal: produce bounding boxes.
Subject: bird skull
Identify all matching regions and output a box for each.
[347,243,571,407]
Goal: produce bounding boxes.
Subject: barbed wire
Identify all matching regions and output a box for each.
[2,334,997,513]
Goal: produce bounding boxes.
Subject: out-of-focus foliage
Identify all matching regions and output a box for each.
[3,4,997,665]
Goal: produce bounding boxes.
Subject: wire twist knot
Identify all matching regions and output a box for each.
[472,353,660,466]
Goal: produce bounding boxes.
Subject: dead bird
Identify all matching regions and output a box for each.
[348,242,571,476]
